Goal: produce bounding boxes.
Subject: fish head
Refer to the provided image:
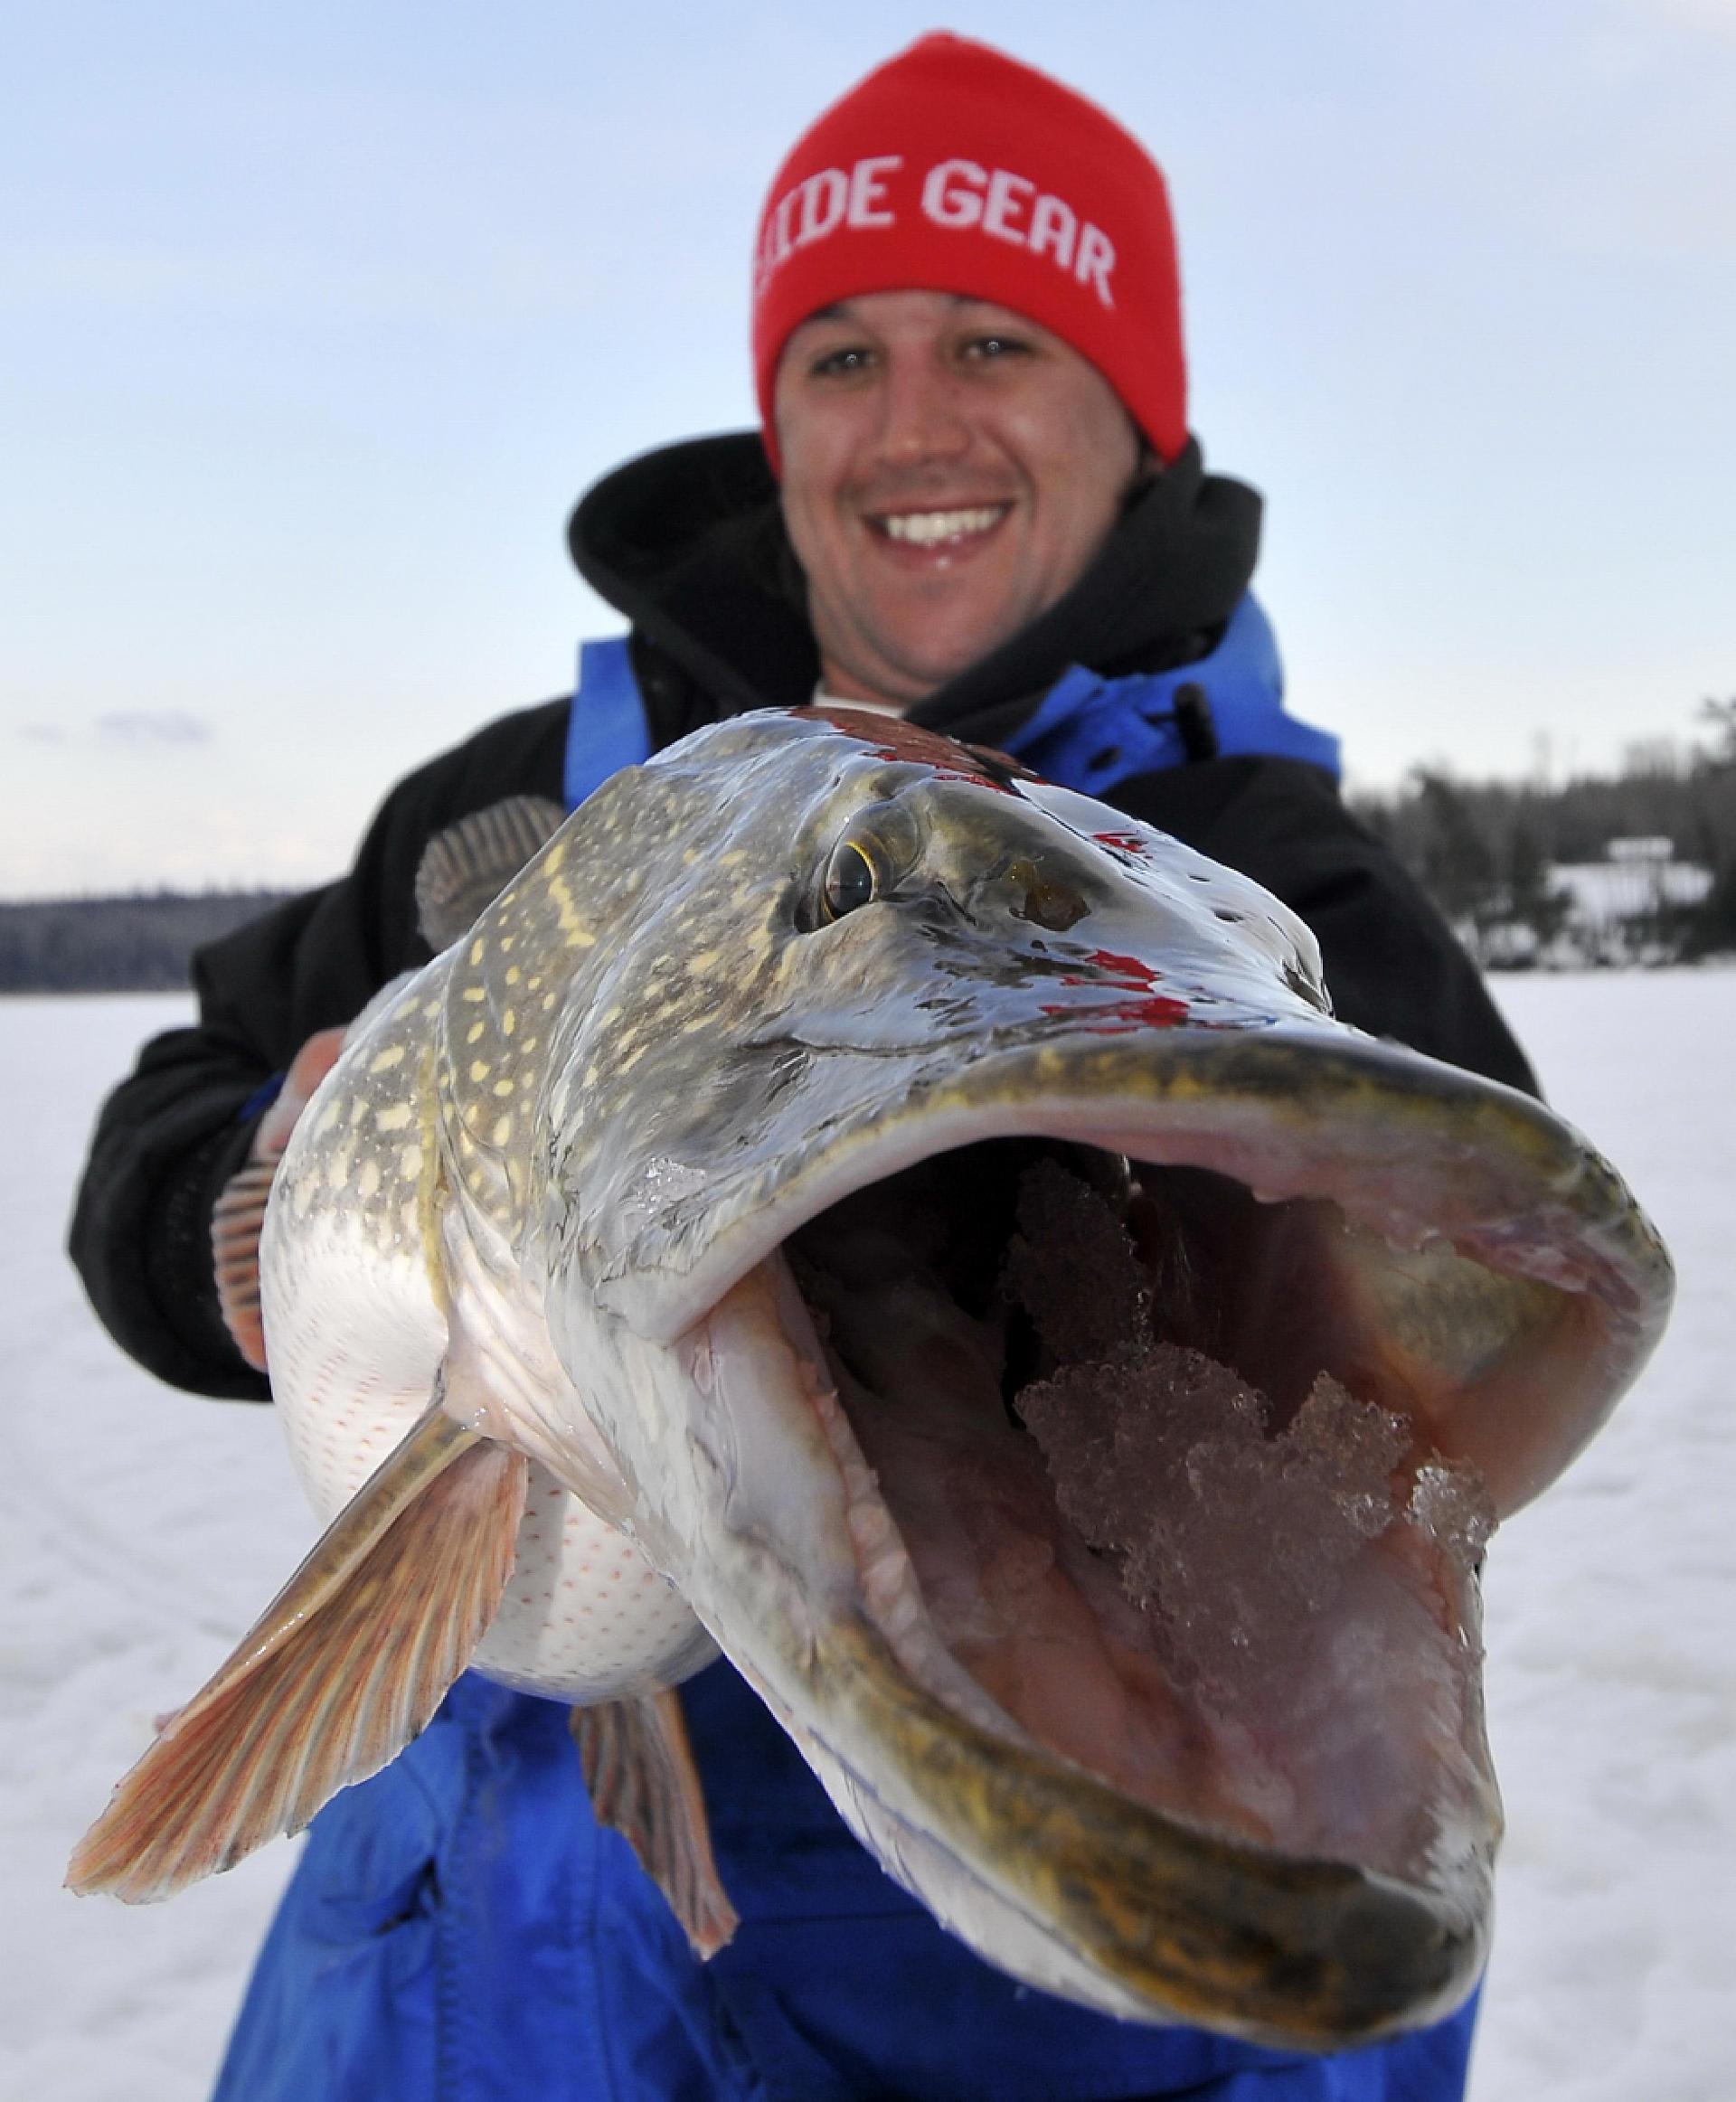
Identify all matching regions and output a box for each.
[541,708,1334,1321]
[449,707,1670,2042]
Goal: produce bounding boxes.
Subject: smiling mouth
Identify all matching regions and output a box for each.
[874,504,1012,548]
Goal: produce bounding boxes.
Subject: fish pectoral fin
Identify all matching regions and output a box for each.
[571,1689,738,1958]
[67,1384,528,1903]
[211,1154,279,1373]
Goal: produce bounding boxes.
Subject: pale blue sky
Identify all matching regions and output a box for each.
[4,0,1731,894]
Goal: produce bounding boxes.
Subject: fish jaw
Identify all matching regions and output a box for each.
[545,1243,1495,2044]
[525,992,1666,2036]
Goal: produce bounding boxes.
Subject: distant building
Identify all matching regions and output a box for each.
[1473,838,1712,969]
[1550,839,1712,943]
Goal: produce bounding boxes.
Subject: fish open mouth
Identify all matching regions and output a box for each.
[782,1136,1499,1892]
[656,1025,1667,2039]
[577,966,1671,2041]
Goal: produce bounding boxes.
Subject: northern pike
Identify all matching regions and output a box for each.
[70,709,1672,2048]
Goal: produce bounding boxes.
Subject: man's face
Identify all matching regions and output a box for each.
[774,290,1146,710]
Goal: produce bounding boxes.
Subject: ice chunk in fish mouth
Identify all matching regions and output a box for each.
[769,1136,1504,2023]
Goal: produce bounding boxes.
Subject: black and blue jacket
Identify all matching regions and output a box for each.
[71,429,1529,2101]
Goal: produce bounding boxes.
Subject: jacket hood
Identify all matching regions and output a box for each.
[567,430,1263,747]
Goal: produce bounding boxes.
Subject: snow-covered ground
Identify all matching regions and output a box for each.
[3,979,1731,2101]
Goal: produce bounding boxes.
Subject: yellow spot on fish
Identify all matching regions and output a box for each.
[422,998,441,1019]
[350,1096,369,1126]
[544,842,568,875]
[502,1009,517,1036]
[720,851,746,867]
[505,966,521,985]
[316,1101,342,1137]
[467,1021,486,1044]
[376,1103,414,1133]
[462,985,486,1004]
[470,1060,490,1082]
[326,1148,353,1191]
[400,1145,424,1177]
[500,936,515,954]
[688,949,720,973]
[469,938,485,966]
[549,872,597,948]
[370,1045,406,1073]
[492,1115,514,1146]
[493,1079,514,1098]
[357,1159,382,1201]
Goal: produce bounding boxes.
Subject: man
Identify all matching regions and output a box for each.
[71,33,1531,2102]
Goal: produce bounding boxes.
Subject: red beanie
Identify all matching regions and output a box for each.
[751,33,1186,473]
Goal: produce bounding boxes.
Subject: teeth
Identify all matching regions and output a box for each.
[882,505,1005,546]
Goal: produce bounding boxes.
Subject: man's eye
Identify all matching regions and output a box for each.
[963,335,1030,363]
[810,345,873,379]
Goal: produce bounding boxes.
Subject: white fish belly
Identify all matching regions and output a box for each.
[265,1194,712,1704]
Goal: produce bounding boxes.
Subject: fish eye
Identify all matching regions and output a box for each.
[821,838,879,921]
[807,799,921,929]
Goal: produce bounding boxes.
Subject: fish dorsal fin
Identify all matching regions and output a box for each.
[415,795,567,952]
[571,1690,738,1958]
[68,1385,527,1902]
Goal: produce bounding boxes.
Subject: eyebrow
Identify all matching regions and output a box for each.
[794,294,982,330]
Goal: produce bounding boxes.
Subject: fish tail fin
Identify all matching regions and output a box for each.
[571,1689,738,1956]
[68,1391,527,1902]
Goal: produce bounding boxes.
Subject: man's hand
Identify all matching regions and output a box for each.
[256,1029,348,1154]
[212,1027,347,1373]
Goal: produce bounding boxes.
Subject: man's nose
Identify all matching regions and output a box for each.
[872,359,971,469]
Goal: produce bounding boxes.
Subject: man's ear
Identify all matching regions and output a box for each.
[1122,440,1163,514]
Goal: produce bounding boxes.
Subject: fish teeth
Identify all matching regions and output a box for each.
[881,505,1005,546]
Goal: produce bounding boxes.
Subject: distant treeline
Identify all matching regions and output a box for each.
[6,705,1732,991]
[0,891,293,993]
[1348,700,1736,966]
